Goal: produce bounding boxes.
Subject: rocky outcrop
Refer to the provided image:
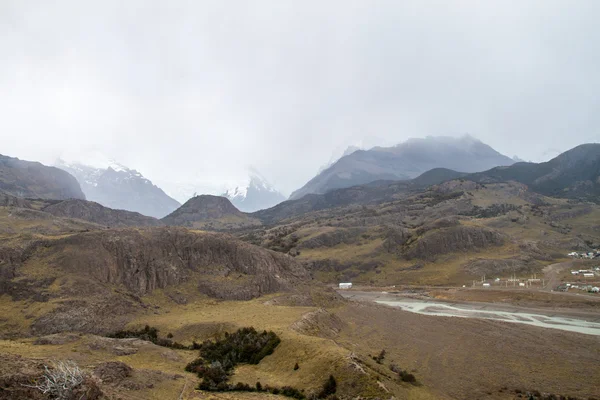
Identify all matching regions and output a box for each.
[299,228,366,249]
[2,227,314,335]
[43,199,161,227]
[28,227,310,298]
[406,226,505,260]
[0,154,85,200]
[0,191,31,208]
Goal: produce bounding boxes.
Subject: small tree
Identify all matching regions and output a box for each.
[294,362,300,370]
[256,381,263,391]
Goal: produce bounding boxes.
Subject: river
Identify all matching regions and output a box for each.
[340,292,600,336]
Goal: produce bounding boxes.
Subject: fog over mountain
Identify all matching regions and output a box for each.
[290,135,515,199]
[1,1,599,195]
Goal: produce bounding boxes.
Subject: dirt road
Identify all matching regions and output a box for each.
[542,260,573,290]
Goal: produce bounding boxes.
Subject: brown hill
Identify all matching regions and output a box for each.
[0,154,85,200]
[0,227,311,335]
[42,199,160,227]
[162,195,261,230]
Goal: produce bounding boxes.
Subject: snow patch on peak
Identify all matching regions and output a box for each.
[224,184,248,200]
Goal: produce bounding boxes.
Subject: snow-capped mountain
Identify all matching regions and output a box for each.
[55,154,180,218]
[222,170,286,212]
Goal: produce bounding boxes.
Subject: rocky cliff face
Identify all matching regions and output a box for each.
[406,226,505,260]
[40,228,309,297]
[43,199,160,227]
[0,154,85,200]
[0,227,311,335]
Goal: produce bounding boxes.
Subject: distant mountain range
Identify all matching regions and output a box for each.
[160,168,286,213]
[55,158,180,218]
[290,135,515,200]
[3,142,599,233]
[0,154,85,200]
[257,143,600,224]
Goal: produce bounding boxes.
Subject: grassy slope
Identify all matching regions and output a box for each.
[283,183,600,286]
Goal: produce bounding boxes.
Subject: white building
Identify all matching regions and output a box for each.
[338,282,352,289]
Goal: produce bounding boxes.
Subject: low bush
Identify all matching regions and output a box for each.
[108,325,189,350]
[390,363,418,385]
[373,349,386,364]
[317,375,337,398]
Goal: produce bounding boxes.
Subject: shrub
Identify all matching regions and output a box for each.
[390,363,418,385]
[25,360,86,400]
[109,325,187,349]
[318,375,337,398]
[109,325,158,342]
[373,349,386,364]
[196,362,229,390]
[280,386,305,399]
[191,327,281,369]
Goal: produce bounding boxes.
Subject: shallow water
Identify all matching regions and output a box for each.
[376,299,600,336]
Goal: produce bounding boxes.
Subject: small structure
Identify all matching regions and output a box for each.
[571,271,580,275]
[519,282,526,287]
[591,287,600,293]
[482,283,490,287]
[583,272,594,278]
[338,282,353,289]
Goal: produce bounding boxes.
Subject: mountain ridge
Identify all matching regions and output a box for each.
[56,158,180,218]
[0,154,85,200]
[289,135,515,200]
[466,143,600,202]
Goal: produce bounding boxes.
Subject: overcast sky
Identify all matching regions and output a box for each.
[1,1,599,196]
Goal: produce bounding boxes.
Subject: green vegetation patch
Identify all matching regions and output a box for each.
[185,327,281,390]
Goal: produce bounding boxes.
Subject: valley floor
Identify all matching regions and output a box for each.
[2,292,599,399]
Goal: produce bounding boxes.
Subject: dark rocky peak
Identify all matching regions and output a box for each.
[289,135,514,200]
[0,154,85,200]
